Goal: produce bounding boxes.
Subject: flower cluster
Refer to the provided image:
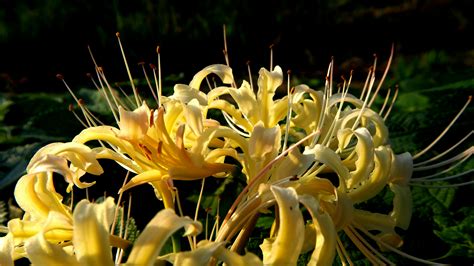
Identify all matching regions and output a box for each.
[0,35,471,265]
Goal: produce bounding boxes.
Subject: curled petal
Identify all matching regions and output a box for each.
[126,209,201,266]
[25,232,79,266]
[257,66,283,127]
[189,64,234,90]
[0,234,14,266]
[172,84,208,105]
[298,195,337,266]
[118,102,150,141]
[184,98,204,135]
[249,122,281,161]
[73,197,115,266]
[260,186,304,265]
[390,152,413,186]
[389,184,412,230]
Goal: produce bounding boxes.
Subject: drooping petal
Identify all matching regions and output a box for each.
[189,64,234,90]
[72,197,115,266]
[183,98,204,136]
[25,232,79,266]
[126,209,201,266]
[172,84,208,105]
[389,184,412,230]
[298,195,337,266]
[0,234,14,266]
[337,127,375,189]
[260,186,304,265]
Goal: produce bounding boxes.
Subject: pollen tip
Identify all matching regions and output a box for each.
[116,32,120,37]
[85,72,92,78]
[56,73,64,80]
[287,69,292,75]
[149,63,157,69]
[78,99,85,106]
[246,60,251,65]
[156,46,160,53]
[68,104,74,111]
[269,43,275,49]
[138,61,145,66]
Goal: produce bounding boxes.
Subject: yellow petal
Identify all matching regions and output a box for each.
[126,209,201,266]
[389,184,412,230]
[389,152,413,186]
[189,64,234,90]
[184,98,204,135]
[298,195,337,266]
[118,102,150,141]
[337,127,375,189]
[249,122,281,161]
[256,66,283,127]
[73,198,115,266]
[25,232,79,266]
[0,234,14,266]
[172,84,208,105]
[348,146,392,203]
[260,186,304,265]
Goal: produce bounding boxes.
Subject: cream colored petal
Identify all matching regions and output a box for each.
[184,98,204,135]
[118,102,150,141]
[260,186,304,265]
[207,99,253,133]
[213,242,263,266]
[160,240,224,265]
[303,145,351,190]
[298,195,337,266]
[126,209,202,266]
[270,148,313,182]
[348,146,392,203]
[389,152,413,186]
[256,66,283,127]
[227,80,259,123]
[14,172,70,220]
[120,170,167,192]
[269,97,289,126]
[25,232,79,266]
[0,234,14,266]
[339,108,389,146]
[389,184,412,230]
[27,142,103,176]
[172,84,208,105]
[189,64,234,90]
[249,122,281,160]
[337,127,375,189]
[73,198,115,266]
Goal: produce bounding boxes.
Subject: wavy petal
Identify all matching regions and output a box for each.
[73,198,115,266]
[260,186,304,265]
[189,64,234,90]
[126,209,201,266]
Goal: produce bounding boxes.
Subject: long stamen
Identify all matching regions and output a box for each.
[68,104,88,128]
[282,70,293,152]
[410,179,474,188]
[139,62,158,102]
[116,32,140,107]
[247,60,254,91]
[412,169,474,183]
[378,88,391,115]
[414,131,473,166]
[413,155,472,180]
[269,43,274,71]
[354,223,449,265]
[414,147,473,171]
[383,85,399,120]
[413,96,471,160]
[156,46,163,107]
[369,44,394,107]
[193,178,207,248]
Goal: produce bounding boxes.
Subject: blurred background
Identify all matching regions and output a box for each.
[0,0,473,264]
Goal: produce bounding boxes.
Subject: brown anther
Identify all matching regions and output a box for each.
[290,87,296,94]
[269,43,275,49]
[287,69,292,75]
[97,66,103,72]
[246,60,251,65]
[68,104,74,111]
[157,141,163,155]
[78,99,85,106]
[138,61,145,66]
[56,73,64,80]
[86,73,92,78]
[205,207,212,213]
[116,32,120,37]
[149,109,155,127]
[149,63,157,70]
[156,46,160,53]
[341,75,346,81]
[289,175,299,181]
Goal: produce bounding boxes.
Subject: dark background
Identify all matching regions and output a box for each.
[1,0,472,92]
